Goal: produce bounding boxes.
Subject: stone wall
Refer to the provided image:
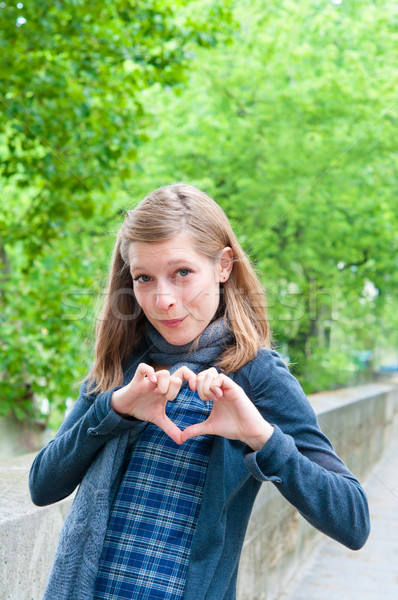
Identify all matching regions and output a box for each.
[0,453,73,600]
[0,416,49,460]
[236,378,398,600]
[0,378,397,600]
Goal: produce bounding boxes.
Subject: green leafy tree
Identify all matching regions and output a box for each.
[0,0,235,419]
[129,0,398,390]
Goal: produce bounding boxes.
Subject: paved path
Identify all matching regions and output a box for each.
[278,439,398,600]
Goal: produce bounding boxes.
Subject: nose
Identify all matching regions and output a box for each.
[155,281,177,312]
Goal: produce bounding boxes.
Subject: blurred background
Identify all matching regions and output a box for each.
[1,0,398,446]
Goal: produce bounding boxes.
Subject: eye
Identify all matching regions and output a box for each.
[133,274,151,283]
[176,268,192,278]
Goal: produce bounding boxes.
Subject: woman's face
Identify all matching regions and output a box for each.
[128,233,233,346]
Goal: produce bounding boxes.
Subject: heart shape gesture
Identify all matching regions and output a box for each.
[110,363,197,445]
[111,363,274,450]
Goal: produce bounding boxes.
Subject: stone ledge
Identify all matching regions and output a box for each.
[309,381,396,413]
[0,453,73,600]
[237,378,398,600]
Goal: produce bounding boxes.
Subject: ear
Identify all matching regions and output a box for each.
[218,247,234,283]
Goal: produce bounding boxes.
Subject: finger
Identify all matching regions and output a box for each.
[173,366,197,390]
[196,370,208,399]
[155,370,172,395]
[135,363,157,384]
[214,373,235,391]
[196,369,220,401]
[181,420,212,443]
[209,383,223,399]
[209,374,227,398]
[206,373,233,399]
[196,367,219,381]
[164,375,183,402]
[153,414,183,445]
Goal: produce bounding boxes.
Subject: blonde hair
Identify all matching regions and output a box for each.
[88,183,271,393]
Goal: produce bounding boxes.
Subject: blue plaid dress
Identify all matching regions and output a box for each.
[93,383,214,600]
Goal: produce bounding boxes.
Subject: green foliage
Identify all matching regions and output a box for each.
[0,201,113,419]
[0,0,235,420]
[0,0,235,254]
[129,0,398,385]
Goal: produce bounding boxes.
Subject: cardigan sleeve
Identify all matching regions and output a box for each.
[239,348,370,550]
[29,375,148,507]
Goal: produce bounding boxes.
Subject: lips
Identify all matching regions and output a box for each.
[160,316,187,328]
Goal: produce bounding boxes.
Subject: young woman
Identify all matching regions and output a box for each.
[29,183,370,600]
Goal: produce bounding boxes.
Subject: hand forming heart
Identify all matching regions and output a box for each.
[111,363,274,450]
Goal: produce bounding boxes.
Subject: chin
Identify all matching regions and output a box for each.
[164,331,196,346]
[159,324,201,346]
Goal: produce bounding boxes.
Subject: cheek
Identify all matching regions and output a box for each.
[184,279,219,308]
[132,287,147,310]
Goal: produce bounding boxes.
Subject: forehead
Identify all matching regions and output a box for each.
[128,235,209,270]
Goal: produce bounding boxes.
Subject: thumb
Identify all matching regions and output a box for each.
[181,419,212,443]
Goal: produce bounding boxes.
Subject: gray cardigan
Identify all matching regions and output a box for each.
[29,345,370,600]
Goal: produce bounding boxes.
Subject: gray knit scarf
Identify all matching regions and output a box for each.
[145,316,235,373]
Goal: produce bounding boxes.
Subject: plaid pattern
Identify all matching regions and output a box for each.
[93,383,214,600]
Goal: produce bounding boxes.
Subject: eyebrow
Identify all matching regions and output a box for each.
[130,258,197,272]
